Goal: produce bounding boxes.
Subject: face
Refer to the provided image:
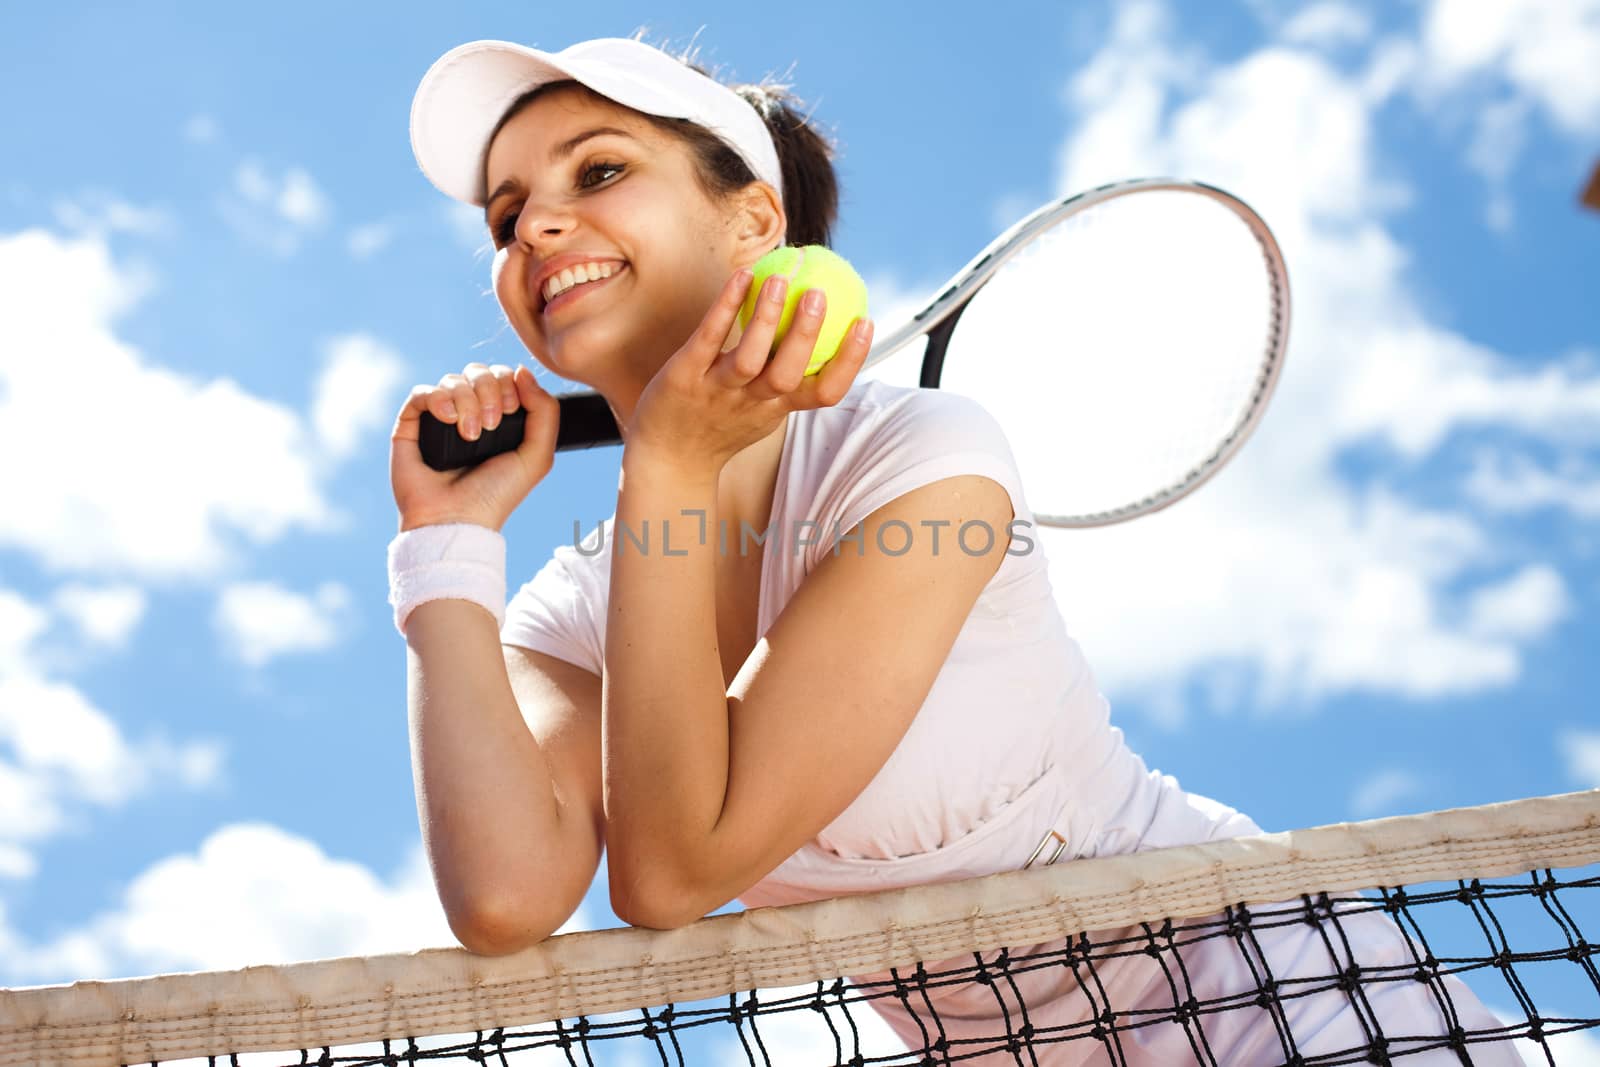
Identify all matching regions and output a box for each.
[482,86,782,405]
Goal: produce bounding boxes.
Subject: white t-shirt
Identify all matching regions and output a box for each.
[499,378,1515,1063]
[501,378,1251,892]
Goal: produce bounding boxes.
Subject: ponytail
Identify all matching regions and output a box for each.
[643,32,842,248]
[722,81,840,247]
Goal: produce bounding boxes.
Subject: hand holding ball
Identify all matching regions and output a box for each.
[737,245,869,377]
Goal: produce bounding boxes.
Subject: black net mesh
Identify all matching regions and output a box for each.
[125,865,1598,1067]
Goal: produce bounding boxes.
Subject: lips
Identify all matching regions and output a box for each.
[532,255,628,311]
[542,263,628,316]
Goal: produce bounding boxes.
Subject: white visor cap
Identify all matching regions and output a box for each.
[409,36,784,212]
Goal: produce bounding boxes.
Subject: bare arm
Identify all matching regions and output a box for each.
[600,450,729,923]
[603,433,1014,927]
[405,598,603,955]
[389,357,593,954]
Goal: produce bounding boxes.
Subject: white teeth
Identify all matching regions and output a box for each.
[543,262,618,304]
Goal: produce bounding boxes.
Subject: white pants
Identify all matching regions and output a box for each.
[854,903,1526,1066]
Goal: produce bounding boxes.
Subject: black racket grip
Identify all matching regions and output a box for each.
[418,391,622,471]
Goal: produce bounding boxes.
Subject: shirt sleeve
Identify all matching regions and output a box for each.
[809,388,1032,572]
[499,545,604,675]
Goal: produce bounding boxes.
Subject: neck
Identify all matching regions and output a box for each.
[716,414,789,547]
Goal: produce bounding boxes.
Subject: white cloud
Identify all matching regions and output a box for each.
[0,842,35,880]
[213,579,352,667]
[1418,0,1600,138]
[347,220,396,259]
[1462,449,1600,518]
[277,170,328,227]
[0,592,223,882]
[1463,564,1570,640]
[17,468,600,984]
[1280,3,1373,48]
[1410,0,1600,227]
[50,194,174,241]
[1333,333,1600,461]
[0,672,221,811]
[894,0,1600,719]
[0,588,50,677]
[0,227,384,579]
[1534,1026,1600,1067]
[1464,96,1532,232]
[222,159,331,256]
[1349,769,1423,817]
[182,114,219,144]
[50,582,148,649]
[444,199,495,259]
[0,825,445,984]
[856,268,945,392]
[0,218,414,890]
[309,333,408,462]
[1,824,607,987]
[1562,730,1600,788]
[1356,36,1421,106]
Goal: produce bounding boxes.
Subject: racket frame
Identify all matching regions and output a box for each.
[906,177,1292,527]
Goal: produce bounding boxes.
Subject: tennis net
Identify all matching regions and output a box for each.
[2,789,1596,1066]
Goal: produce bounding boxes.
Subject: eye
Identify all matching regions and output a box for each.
[493,211,519,247]
[579,160,624,188]
[490,162,626,247]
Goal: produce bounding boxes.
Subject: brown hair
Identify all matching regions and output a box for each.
[477,32,841,248]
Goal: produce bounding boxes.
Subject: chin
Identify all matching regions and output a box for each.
[528,324,636,388]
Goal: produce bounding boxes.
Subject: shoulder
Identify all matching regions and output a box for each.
[512,519,612,596]
[814,378,1013,448]
[793,379,1033,572]
[825,381,1024,502]
[501,521,614,673]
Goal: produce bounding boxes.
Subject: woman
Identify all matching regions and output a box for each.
[386,33,1520,1065]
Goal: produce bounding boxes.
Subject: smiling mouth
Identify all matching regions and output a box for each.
[540,264,628,316]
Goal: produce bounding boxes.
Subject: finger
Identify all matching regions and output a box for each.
[511,364,560,430]
[809,316,874,406]
[756,285,825,399]
[719,272,789,387]
[392,381,468,478]
[511,366,560,477]
[392,384,437,443]
[398,383,461,427]
[686,268,757,377]
[433,372,467,420]
[492,364,519,412]
[448,378,483,440]
[512,363,555,410]
[719,307,746,355]
[465,365,503,430]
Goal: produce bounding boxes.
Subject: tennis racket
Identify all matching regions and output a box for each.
[419,177,1291,528]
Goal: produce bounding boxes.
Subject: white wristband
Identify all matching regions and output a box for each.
[387,523,507,637]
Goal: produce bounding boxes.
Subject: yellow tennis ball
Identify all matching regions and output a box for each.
[737,245,870,376]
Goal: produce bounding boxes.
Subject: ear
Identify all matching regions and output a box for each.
[729,180,787,265]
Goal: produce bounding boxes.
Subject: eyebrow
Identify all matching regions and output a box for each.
[483,126,640,224]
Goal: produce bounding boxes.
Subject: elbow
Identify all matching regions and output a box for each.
[611,892,701,931]
[608,863,704,930]
[449,893,563,957]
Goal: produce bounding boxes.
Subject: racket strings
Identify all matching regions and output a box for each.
[933,186,1289,527]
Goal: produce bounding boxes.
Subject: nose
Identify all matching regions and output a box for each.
[513,192,577,249]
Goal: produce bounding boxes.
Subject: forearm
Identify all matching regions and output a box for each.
[603,447,731,907]
[404,599,578,948]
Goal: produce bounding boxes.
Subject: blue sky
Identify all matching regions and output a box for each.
[1,0,1597,1060]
